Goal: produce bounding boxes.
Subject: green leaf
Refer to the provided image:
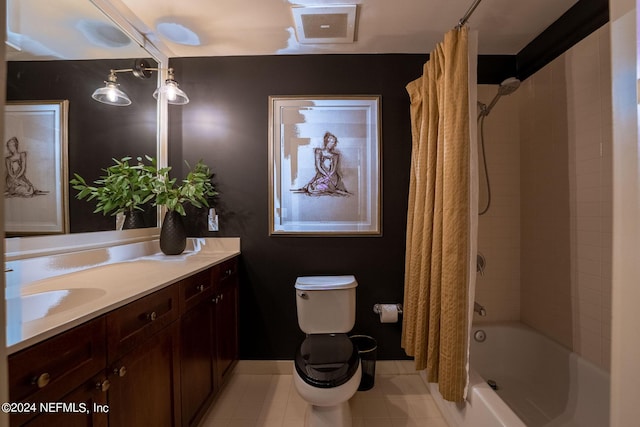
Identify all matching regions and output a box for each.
[70,155,156,215]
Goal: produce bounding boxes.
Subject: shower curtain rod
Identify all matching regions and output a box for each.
[456,0,483,29]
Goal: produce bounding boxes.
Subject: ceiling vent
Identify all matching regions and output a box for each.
[292,5,357,44]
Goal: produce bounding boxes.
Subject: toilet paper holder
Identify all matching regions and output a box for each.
[373,303,403,315]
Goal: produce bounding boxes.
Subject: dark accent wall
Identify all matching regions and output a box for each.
[3,0,606,359]
[170,54,414,359]
[169,54,514,360]
[6,59,158,233]
[168,0,610,361]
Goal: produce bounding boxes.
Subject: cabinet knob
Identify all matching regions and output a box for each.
[147,311,157,321]
[114,366,127,377]
[213,296,219,304]
[33,373,50,388]
[96,379,111,392]
[225,269,233,276]
[196,284,205,292]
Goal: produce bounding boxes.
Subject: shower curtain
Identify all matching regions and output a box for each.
[401,26,478,403]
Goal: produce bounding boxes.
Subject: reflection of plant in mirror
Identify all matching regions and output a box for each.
[70,156,155,216]
[151,160,217,216]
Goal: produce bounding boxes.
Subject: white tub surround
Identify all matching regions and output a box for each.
[472,323,609,427]
[424,370,526,427]
[5,237,240,354]
[425,322,610,427]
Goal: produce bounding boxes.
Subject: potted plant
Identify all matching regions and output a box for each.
[70,156,155,229]
[151,159,217,255]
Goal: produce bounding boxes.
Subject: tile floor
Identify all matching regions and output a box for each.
[199,361,449,427]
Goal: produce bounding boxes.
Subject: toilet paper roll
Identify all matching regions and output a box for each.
[379,304,399,323]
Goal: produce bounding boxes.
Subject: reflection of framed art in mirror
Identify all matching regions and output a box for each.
[3,0,169,259]
[4,101,69,235]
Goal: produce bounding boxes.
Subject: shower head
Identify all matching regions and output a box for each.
[479,77,521,118]
[497,77,521,96]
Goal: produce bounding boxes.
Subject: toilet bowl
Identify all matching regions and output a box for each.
[293,333,361,427]
[293,276,360,427]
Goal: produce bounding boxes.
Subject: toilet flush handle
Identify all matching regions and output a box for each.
[297,291,309,299]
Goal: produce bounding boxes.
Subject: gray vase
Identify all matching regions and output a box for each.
[160,210,187,255]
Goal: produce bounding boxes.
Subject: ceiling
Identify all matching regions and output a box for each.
[7,0,580,60]
[6,0,149,60]
[119,0,580,57]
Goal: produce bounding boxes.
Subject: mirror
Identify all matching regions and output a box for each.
[4,0,166,237]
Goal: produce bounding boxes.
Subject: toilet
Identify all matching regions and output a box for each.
[293,275,362,427]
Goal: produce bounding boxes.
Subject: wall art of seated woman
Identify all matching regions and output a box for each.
[292,131,350,197]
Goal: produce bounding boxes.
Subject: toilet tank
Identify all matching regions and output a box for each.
[295,275,357,334]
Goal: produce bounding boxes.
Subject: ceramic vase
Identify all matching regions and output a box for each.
[123,210,145,229]
[160,210,187,255]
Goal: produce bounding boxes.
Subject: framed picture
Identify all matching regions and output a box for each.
[268,95,381,236]
[4,101,69,234]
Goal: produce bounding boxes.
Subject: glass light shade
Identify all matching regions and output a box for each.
[153,79,189,105]
[92,82,131,106]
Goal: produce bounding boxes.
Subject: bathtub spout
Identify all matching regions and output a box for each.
[474,302,487,316]
[477,253,486,275]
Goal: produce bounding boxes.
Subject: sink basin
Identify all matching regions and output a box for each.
[8,288,106,323]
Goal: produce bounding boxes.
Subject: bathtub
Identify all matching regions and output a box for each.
[422,322,610,427]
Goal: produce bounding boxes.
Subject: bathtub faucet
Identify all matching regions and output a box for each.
[474,302,487,316]
[477,253,486,276]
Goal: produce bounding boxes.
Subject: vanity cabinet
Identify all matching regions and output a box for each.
[214,258,239,387]
[107,323,180,426]
[179,269,216,427]
[20,371,109,427]
[105,284,179,363]
[179,258,239,427]
[7,317,107,426]
[105,285,181,427]
[8,256,240,427]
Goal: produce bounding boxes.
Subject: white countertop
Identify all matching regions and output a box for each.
[5,237,240,354]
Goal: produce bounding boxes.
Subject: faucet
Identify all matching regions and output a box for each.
[474,302,486,317]
[476,253,486,276]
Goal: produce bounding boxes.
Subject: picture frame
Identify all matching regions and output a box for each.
[268,95,381,236]
[4,100,69,235]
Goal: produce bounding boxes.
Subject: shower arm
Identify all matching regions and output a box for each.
[456,0,484,29]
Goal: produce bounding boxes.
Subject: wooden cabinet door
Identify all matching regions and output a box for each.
[8,317,106,426]
[21,372,109,427]
[180,299,215,427]
[215,279,238,387]
[107,322,180,427]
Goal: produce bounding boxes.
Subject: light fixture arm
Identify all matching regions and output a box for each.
[108,67,136,75]
[105,60,174,80]
[92,59,189,106]
[130,59,176,80]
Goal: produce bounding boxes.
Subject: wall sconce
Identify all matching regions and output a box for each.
[91,59,189,106]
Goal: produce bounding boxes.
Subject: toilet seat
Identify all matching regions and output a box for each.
[295,333,359,388]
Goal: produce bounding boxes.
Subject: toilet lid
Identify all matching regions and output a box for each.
[295,333,359,388]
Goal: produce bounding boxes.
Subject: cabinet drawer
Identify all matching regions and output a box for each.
[106,285,179,362]
[15,370,109,427]
[214,257,238,289]
[8,317,106,405]
[179,268,213,313]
